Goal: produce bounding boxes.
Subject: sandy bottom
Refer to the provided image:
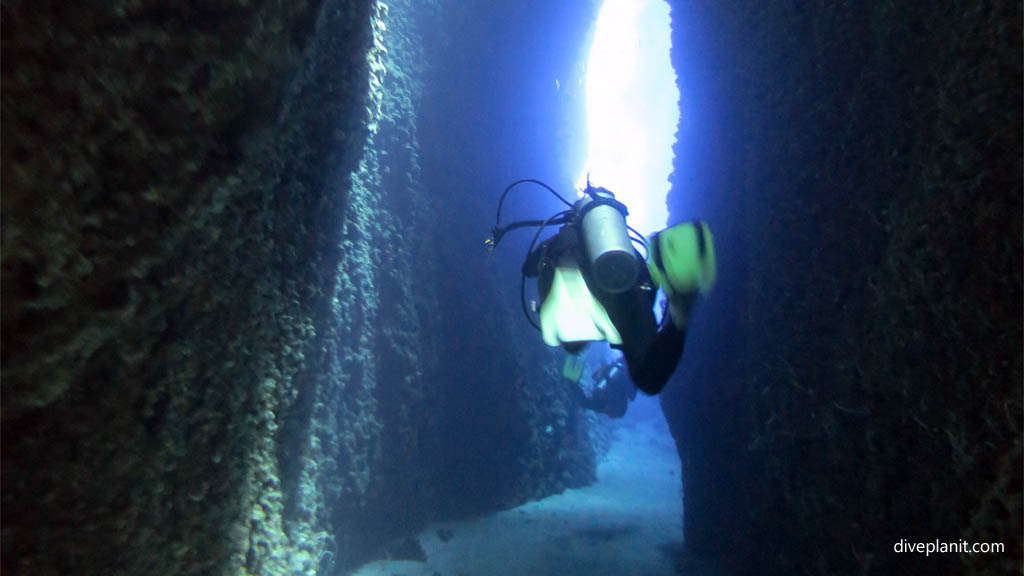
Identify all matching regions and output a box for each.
[351,395,693,576]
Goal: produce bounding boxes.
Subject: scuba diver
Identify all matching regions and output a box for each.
[485,179,716,396]
[567,356,636,418]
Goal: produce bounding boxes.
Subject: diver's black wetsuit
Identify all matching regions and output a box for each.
[524,225,687,395]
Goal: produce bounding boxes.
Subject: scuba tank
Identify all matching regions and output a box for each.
[577,187,638,294]
[485,178,648,330]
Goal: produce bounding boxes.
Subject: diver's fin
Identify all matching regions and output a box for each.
[562,354,585,383]
[539,257,623,347]
[647,220,717,329]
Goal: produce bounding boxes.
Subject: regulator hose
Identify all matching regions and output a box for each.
[494,179,574,231]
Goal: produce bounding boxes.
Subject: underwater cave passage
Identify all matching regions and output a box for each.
[355,1,688,573]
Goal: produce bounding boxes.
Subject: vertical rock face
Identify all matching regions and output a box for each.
[280,0,449,568]
[3,0,377,574]
[276,0,601,568]
[662,0,1022,574]
[2,0,599,574]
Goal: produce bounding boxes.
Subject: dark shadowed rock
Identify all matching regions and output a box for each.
[661,0,1022,574]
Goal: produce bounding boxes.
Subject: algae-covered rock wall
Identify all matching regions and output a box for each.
[662,0,1022,573]
[269,0,449,570]
[2,0,599,574]
[3,0,377,573]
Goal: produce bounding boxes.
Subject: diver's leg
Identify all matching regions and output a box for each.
[611,271,698,395]
[618,220,715,393]
[600,270,678,395]
[624,320,686,395]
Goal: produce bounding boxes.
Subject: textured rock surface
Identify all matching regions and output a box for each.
[17,0,1015,574]
[3,0,376,574]
[662,0,1022,574]
[283,1,448,568]
[2,0,600,574]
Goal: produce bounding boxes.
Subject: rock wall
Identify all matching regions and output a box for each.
[3,0,377,573]
[2,1,599,575]
[277,0,450,568]
[662,0,1022,574]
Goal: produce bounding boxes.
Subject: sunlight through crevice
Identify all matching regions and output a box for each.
[578,0,678,236]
